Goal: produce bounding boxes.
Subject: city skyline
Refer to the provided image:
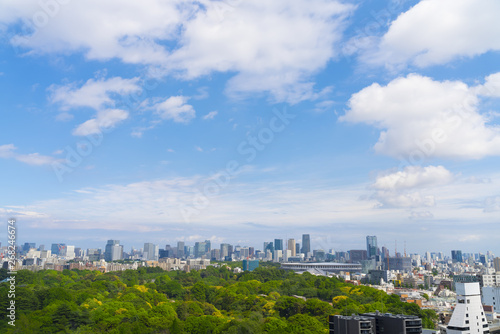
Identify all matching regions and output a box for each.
[1,0,499,252]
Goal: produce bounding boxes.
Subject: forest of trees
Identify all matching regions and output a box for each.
[0,263,437,333]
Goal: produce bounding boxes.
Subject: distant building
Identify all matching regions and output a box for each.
[51,243,66,256]
[349,250,367,263]
[274,239,283,251]
[368,270,390,285]
[295,243,301,255]
[242,259,259,272]
[451,250,463,263]
[366,236,377,259]
[281,262,361,274]
[177,241,185,258]
[301,234,310,255]
[144,243,158,261]
[385,257,412,272]
[329,314,375,334]
[447,282,489,334]
[104,240,123,262]
[288,239,296,256]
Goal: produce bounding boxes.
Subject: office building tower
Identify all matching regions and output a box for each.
[480,254,487,265]
[51,243,66,256]
[301,234,310,255]
[451,250,463,263]
[288,239,296,256]
[205,240,211,253]
[61,245,75,259]
[177,241,185,258]
[366,236,377,259]
[296,243,300,255]
[249,247,255,257]
[349,250,367,263]
[447,282,489,334]
[22,243,36,253]
[274,239,283,251]
[87,249,101,261]
[104,240,123,262]
[220,243,230,260]
[144,243,158,261]
[210,249,220,261]
[195,242,207,258]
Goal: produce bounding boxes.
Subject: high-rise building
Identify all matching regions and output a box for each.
[349,250,368,263]
[194,242,207,258]
[274,239,283,251]
[104,240,123,262]
[51,243,66,256]
[87,248,101,261]
[177,241,185,258]
[220,243,230,260]
[451,250,463,263]
[288,239,296,256]
[447,282,489,334]
[205,240,211,253]
[144,243,158,261]
[494,257,500,273]
[301,234,310,255]
[61,245,75,259]
[366,236,377,259]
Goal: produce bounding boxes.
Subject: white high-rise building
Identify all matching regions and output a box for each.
[447,282,489,334]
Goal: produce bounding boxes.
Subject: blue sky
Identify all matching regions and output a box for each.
[1,0,499,254]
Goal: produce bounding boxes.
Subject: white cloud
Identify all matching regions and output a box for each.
[370,165,455,209]
[50,77,141,136]
[342,73,500,160]
[2,0,353,103]
[50,77,141,110]
[154,96,195,123]
[0,144,16,158]
[73,108,129,136]
[372,166,454,191]
[203,111,218,120]
[0,144,57,166]
[369,0,500,68]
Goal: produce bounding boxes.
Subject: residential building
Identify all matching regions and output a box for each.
[482,286,500,313]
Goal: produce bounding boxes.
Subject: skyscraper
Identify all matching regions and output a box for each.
[494,257,500,273]
[51,243,66,256]
[274,239,283,251]
[177,241,185,258]
[104,240,123,261]
[143,243,158,261]
[301,234,310,255]
[451,250,463,263]
[366,235,377,258]
[288,239,296,256]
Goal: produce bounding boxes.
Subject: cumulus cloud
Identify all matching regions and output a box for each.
[49,77,142,135]
[154,96,196,124]
[342,73,500,160]
[368,0,500,68]
[0,144,58,166]
[50,77,141,110]
[2,0,353,103]
[370,165,455,209]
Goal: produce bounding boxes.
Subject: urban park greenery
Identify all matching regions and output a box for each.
[0,264,437,333]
